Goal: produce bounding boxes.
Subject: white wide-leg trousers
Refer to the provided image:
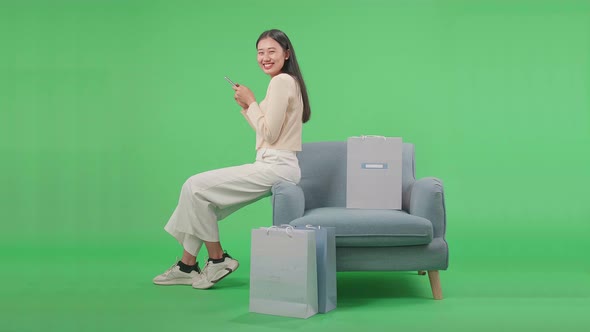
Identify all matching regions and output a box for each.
[164,148,300,256]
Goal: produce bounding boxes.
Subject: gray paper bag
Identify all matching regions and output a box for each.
[304,226,337,313]
[347,136,402,209]
[249,227,318,319]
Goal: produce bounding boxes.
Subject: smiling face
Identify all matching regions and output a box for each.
[257,37,289,78]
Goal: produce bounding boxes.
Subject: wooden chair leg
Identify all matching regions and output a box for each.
[427,270,443,300]
[418,270,426,275]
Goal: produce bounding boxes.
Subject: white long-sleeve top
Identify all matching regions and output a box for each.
[241,73,303,151]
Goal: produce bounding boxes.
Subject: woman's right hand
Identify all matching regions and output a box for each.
[235,98,249,109]
[233,84,256,107]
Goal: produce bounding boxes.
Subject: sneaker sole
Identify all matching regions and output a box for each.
[153,278,195,286]
[192,261,239,290]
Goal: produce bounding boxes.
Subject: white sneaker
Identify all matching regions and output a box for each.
[153,261,202,286]
[192,253,239,289]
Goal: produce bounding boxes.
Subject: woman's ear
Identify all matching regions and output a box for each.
[285,50,290,60]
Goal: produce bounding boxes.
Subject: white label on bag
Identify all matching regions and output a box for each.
[361,163,388,169]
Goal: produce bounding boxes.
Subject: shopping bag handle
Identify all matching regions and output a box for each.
[281,223,321,230]
[265,225,278,235]
[350,135,387,141]
[267,225,294,237]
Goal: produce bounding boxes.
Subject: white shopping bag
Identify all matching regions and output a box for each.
[347,136,403,209]
[249,227,318,319]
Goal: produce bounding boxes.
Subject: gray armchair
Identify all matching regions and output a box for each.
[271,141,448,300]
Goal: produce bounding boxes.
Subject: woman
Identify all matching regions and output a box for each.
[153,29,311,289]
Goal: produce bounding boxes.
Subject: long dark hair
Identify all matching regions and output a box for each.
[256,29,311,123]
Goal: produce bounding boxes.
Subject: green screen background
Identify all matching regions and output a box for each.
[1,0,589,331]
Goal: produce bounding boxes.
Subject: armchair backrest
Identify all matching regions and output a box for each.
[297,141,416,212]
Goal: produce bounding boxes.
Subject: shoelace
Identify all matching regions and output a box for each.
[202,261,214,277]
[202,259,225,278]
[161,257,181,277]
[201,252,231,276]
[162,264,178,277]
[163,258,202,275]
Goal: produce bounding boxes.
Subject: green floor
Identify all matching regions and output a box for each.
[3,233,590,332]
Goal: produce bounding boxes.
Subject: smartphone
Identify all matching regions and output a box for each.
[224,76,237,87]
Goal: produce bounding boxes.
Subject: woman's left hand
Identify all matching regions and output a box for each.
[233,84,256,107]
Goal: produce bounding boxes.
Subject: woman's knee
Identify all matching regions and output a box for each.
[182,174,206,194]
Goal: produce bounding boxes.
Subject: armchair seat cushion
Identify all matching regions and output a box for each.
[289,207,434,247]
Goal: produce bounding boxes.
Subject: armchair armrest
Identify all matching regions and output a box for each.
[409,177,447,238]
[271,181,305,226]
